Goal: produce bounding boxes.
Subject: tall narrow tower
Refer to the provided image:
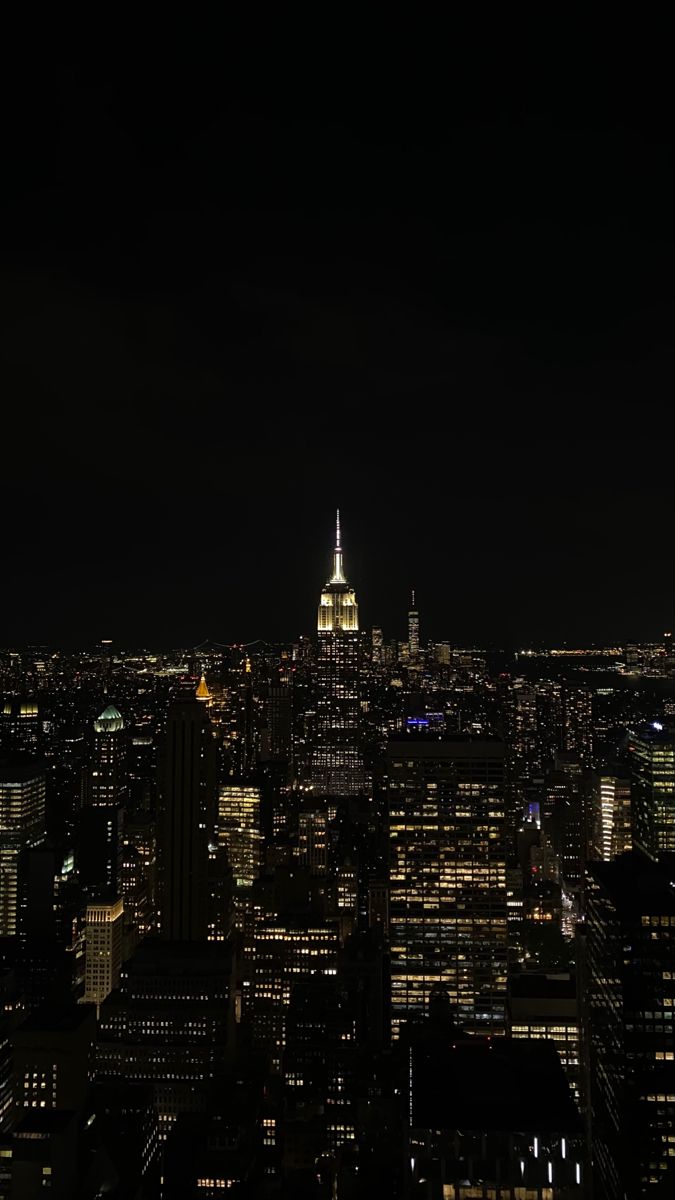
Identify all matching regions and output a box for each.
[159,697,217,940]
[312,511,364,796]
[408,589,420,661]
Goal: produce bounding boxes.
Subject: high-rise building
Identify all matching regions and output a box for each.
[96,940,236,1135]
[408,591,419,661]
[298,808,329,875]
[217,784,262,889]
[407,1037,584,1197]
[83,898,124,1006]
[12,1004,96,1114]
[261,683,293,765]
[590,771,631,861]
[159,696,217,941]
[371,626,384,668]
[585,851,675,1198]
[79,705,128,898]
[560,687,592,768]
[387,735,507,1035]
[0,697,40,755]
[508,972,580,1104]
[90,704,127,807]
[0,766,46,937]
[628,723,675,859]
[248,917,339,1070]
[312,511,365,796]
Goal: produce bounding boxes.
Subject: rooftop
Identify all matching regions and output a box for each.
[15,1003,96,1036]
[412,1037,581,1134]
[587,850,675,916]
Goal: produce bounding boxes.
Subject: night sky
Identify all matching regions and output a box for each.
[1,32,672,649]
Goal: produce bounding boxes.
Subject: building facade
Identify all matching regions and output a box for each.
[628,724,675,859]
[585,851,675,1198]
[0,767,46,937]
[387,735,507,1035]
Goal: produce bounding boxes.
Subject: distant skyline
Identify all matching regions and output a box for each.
[0,47,672,648]
[1,452,672,650]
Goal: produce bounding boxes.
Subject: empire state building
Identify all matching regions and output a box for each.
[312,512,365,796]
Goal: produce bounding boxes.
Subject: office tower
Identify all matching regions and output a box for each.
[505,680,540,858]
[127,731,157,813]
[83,898,124,1006]
[408,591,419,661]
[0,766,46,936]
[245,868,339,1071]
[590,771,631,861]
[96,940,236,1134]
[262,682,293,764]
[120,815,158,938]
[90,704,127,807]
[371,626,384,668]
[89,1083,161,1198]
[560,687,592,768]
[283,977,356,1157]
[628,723,675,859]
[544,768,584,888]
[298,808,329,874]
[0,696,40,754]
[195,673,211,705]
[12,1004,96,1114]
[509,972,580,1104]
[217,784,262,888]
[78,803,124,897]
[407,1037,584,1196]
[312,511,365,796]
[162,1092,264,1199]
[159,696,217,941]
[100,638,113,683]
[78,705,127,898]
[224,653,257,778]
[435,641,451,666]
[585,851,675,1198]
[0,1110,80,1198]
[387,735,507,1035]
[0,970,23,1132]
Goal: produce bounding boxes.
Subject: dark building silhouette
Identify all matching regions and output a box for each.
[159,695,217,941]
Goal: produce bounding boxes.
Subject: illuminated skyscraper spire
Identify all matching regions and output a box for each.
[408,588,420,660]
[331,508,347,584]
[313,512,363,794]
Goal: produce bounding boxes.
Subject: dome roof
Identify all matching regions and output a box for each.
[94,704,124,733]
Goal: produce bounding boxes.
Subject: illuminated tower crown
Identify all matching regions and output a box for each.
[317,510,359,632]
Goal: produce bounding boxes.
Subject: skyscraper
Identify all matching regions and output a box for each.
[217,784,262,889]
[408,590,419,661]
[628,723,675,859]
[0,766,46,937]
[312,512,364,796]
[83,898,124,1006]
[589,771,631,861]
[585,851,675,1197]
[387,735,507,1035]
[159,696,217,941]
[79,704,127,897]
[90,704,127,807]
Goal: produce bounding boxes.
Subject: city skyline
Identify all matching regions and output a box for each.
[1,487,673,650]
